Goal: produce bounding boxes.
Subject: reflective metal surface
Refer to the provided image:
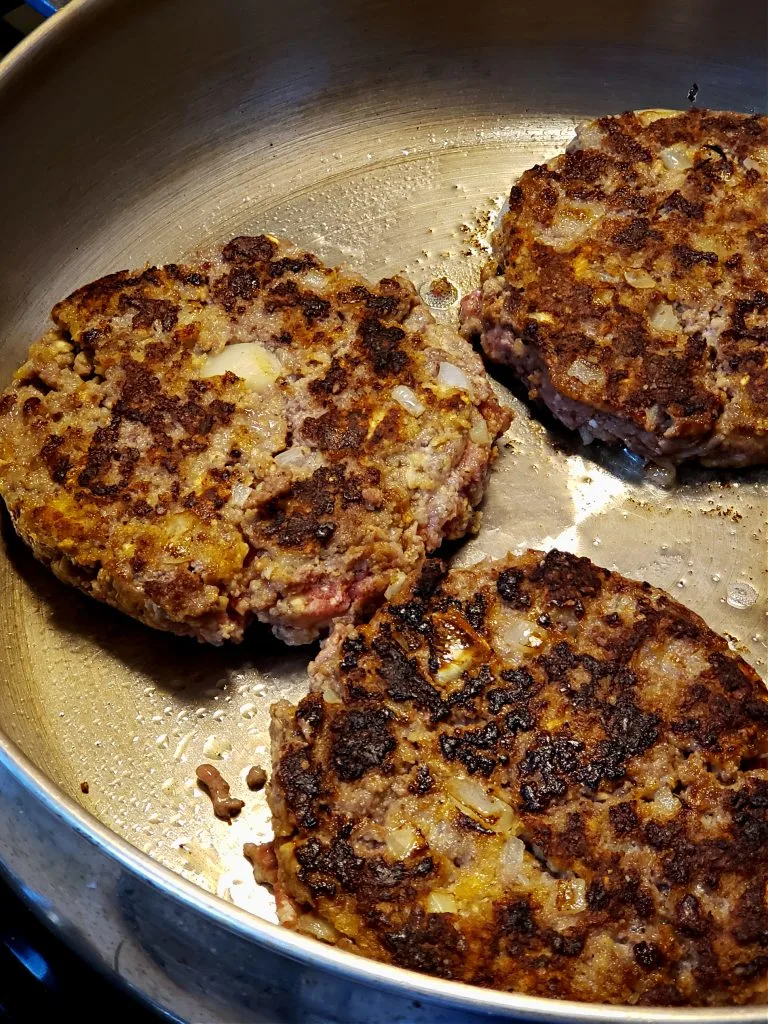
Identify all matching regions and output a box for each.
[0,0,766,1020]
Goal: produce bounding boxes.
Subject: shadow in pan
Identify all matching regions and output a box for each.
[484,360,768,491]
[0,505,316,702]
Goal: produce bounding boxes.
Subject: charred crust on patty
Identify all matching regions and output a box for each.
[268,549,768,1004]
[0,236,508,644]
[463,109,768,466]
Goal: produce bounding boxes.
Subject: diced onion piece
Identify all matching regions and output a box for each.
[298,914,340,943]
[387,826,419,860]
[649,302,680,334]
[436,643,476,684]
[384,572,408,600]
[391,384,425,417]
[660,146,693,171]
[202,735,231,759]
[230,482,251,507]
[199,343,281,392]
[469,412,490,445]
[422,819,463,857]
[557,877,587,913]
[301,269,329,292]
[322,688,342,704]
[567,359,605,388]
[437,361,470,391]
[623,268,656,289]
[447,778,514,832]
[639,109,679,125]
[448,777,499,817]
[501,617,530,646]
[743,156,763,173]
[500,836,526,883]
[274,445,310,468]
[571,120,603,151]
[426,890,457,914]
[653,785,681,818]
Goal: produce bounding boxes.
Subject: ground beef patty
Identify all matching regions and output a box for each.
[267,550,768,1005]
[0,236,510,644]
[461,109,768,466]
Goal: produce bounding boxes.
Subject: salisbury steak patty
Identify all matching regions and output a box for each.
[461,109,768,466]
[0,236,509,644]
[268,550,768,1005]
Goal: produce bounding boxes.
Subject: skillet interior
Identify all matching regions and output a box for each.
[0,0,765,976]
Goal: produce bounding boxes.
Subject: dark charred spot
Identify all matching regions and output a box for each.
[612,216,657,250]
[496,567,530,608]
[633,941,665,971]
[729,291,768,341]
[598,116,652,162]
[657,191,705,218]
[40,434,70,485]
[609,801,639,836]
[373,632,445,716]
[296,834,363,895]
[0,394,16,416]
[222,235,277,263]
[358,317,408,376]
[519,732,583,811]
[550,931,585,957]
[330,708,395,782]
[602,694,660,760]
[676,893,705,936]
[259,466,351,549]
[120,295,178,331]
[531,549,602,619]
[340,633,366,671]
[300,293,332,324]
[587,879,610,911]
[308,357,348,398]
[439,722,500,777]
[337,284,402,319]
[381,909,466,978]
[409,765,434,795]
[464,592,487,629]
[275,749,324,829]
[446,664,495,713]
[412,560,447,601]
[214,267,260,310]
[498,666,536,693]
[302,409,367,451]
[268,254,319,278]
[166,263,207,287]
[131,499,153,517]
[498,898,537,938]
[733,875,768,946]
[672,244,719,268]
[296,693,325,735]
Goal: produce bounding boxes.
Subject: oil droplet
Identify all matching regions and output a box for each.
[726,581,758,610]
[420,277,459,309]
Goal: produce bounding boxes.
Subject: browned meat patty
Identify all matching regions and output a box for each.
[267,550,768,1006]
[0,236,510,644]
[460,109,768,466]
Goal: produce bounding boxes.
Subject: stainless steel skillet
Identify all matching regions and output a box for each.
[0,1,766,1019]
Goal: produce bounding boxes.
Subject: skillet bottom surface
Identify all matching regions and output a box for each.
[0,115,764,928]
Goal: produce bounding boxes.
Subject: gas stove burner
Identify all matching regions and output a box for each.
[0,877,160,1022]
